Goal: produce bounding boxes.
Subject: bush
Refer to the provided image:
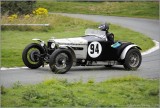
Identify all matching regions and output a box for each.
[1,1,36,15]
[33,7,48,16]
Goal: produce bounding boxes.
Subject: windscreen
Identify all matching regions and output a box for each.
[85,29,107,40]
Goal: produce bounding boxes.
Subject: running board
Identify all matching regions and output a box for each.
[86,61,121,66]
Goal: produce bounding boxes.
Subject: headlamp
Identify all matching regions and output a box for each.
[40,41,45,47]
[51,43,56,48]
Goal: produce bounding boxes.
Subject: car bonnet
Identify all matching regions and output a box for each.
[52,37,88,45]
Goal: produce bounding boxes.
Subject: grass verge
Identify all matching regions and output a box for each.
[1,14,154,67]
[1,76,159,107]
[36,1,159,19]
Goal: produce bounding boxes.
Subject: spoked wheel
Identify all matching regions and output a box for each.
[49,49,73,74]
[22,43,44,69]
[123,48,142,70]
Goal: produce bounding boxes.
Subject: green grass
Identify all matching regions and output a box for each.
[1,76,159,107]
[36,1,159,19]
[1,14,154,67]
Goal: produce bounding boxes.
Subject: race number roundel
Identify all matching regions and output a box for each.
[88,41,102,58]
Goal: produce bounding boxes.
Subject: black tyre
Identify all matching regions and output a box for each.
[123,48,142,70]
[49,49,73,74]
[22,43,44,69]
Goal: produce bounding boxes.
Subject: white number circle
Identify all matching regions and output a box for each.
[88,41,102,58]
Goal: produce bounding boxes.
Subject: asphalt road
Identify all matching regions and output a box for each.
[0,14,159,87]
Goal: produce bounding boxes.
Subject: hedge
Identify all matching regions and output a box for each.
[1,1,36,15]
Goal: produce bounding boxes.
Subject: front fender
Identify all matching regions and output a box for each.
[120,44,141,60]
[58,45,77,66]
[32,38,45,47]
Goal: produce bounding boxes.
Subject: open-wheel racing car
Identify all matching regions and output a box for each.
[22,23,142,74]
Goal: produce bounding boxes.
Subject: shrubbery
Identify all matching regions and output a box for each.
[1,7,49,31]
[1,1,36,15]
[33,7,48,16]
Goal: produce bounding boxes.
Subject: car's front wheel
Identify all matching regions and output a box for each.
[123,48,142,70]
[49,49,73,74]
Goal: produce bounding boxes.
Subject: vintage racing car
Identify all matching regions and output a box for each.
[22,24,142,74]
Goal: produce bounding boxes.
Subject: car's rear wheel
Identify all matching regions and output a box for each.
[49,49,73,74]
[123,48,142,70]
[22,43,44,69]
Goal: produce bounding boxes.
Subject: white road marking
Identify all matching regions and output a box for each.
[1,67,27,70]
[141,40,159,55]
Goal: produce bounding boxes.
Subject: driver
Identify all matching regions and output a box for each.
[98,23,114,44]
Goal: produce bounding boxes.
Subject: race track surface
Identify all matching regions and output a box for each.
[0,14,159,87]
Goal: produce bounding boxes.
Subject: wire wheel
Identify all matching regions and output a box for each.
[49,49,73,74]
[55,53,68,69]
[123,48,142,70]
[128,52,140,68]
